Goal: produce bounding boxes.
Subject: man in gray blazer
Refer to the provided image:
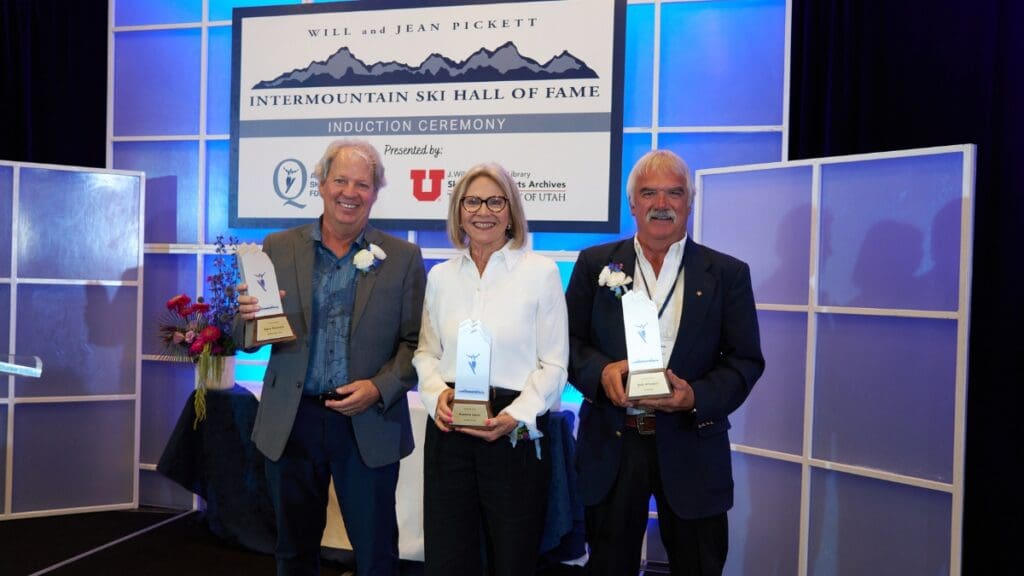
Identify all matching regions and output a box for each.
[237,139,425,576]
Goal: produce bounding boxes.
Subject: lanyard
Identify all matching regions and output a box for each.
[636,253,686,319]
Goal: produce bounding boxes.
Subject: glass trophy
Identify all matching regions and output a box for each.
[621,291,671,399]
[451,319,492,427]
[237,244,297,348]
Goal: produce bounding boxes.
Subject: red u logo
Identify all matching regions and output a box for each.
[410,169,445,201]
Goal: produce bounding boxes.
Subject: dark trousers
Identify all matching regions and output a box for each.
[265,396,400,576]
[585,430,728,576]
[422,410,551,576]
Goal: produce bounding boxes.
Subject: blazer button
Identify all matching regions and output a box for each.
[615,431,622,437]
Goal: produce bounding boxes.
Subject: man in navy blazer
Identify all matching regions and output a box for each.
[236,139,425,576]
[566,150,764,576]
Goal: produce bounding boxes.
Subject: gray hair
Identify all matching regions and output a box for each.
[626,149,693,208]
[314,139,387,190]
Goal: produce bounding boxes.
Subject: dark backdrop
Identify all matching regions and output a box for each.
[791,2,1023,573]
[0,0,106,167]
[2,0,1020,572]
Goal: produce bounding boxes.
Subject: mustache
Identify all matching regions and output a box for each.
[645,208,677,222]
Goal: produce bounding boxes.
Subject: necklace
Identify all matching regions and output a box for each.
[636,254,685,319]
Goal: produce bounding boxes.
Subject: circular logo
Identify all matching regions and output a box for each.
[273,159,307,208]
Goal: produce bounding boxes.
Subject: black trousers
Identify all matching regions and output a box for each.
[265,396,400,576]
[585,430,728,576]
[422,397,551,576]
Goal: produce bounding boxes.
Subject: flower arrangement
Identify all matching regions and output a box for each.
[598,262,632,298]
[158,236,240,427]
[354,242,387,273]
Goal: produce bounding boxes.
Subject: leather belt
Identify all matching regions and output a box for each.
[624,413,656,435]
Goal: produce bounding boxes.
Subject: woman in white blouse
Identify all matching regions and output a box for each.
[413,163,569,576]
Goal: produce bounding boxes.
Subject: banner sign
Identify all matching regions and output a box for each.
[230,0,625,231]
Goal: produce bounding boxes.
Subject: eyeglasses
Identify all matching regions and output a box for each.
[460,195,508,213]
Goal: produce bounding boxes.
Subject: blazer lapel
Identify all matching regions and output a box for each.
[615,240,637,292]
[670,238,714,367]
[351,227,380,334]
[604,239,636,354]
[294,224,316,332]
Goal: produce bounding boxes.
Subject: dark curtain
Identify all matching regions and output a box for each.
[0,0,107,167]
[791,1,1024,573]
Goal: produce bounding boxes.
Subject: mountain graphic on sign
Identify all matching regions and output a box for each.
[253,41,598,89]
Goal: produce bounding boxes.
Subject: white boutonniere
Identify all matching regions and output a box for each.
[354,243,387,273]
[598,262,632,298]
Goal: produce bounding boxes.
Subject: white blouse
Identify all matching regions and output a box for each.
[413,243,569,431]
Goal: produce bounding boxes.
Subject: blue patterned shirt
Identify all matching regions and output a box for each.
[303,227,361,396]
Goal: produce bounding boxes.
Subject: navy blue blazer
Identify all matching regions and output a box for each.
[565,237,764,519]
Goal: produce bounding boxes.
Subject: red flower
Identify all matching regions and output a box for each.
[189,340,206,355]
[156,235,240,366]
[166,294,191,311]
[199,326,221,342]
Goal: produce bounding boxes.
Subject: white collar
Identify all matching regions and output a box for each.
[459,240,523,272]
[633,234,688,264]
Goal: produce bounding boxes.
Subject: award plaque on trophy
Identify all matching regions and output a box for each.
[452,319,493,427]
[621,291,672,399]
[237,244,297,348]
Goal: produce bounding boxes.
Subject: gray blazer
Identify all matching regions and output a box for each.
[238,223,426,467]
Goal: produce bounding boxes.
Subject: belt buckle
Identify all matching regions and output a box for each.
[635,413,655,435]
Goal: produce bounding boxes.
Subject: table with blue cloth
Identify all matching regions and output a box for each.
[157,384,277,554]
[540,410,587,566]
